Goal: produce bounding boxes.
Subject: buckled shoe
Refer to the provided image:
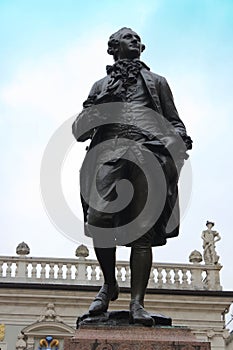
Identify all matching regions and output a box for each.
[88,282,119,315]
[129,300,154,326]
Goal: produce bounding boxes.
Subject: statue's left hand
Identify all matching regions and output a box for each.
[162,135,189,160]
[162,135,178,148]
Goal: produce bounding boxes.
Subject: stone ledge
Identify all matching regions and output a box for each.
[66,340,210,350]
[65,323,211,350]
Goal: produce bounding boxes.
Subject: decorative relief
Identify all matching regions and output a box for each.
[0,324,5,341]
[206,329,215,338]
[79,345,92,350]
[38,336,59,350]
[79,344,92,350]
[150,346,172,350]
[118,345,134,350]
[37,303,63,323]
[73,342,210,350]
[15,332,27,350]
[222,329,230,339]
[96,343,113,350]
[141,346,154,350]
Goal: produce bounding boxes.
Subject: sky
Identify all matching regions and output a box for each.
[0,0,233,311]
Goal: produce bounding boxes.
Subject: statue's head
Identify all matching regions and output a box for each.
[206,220,214,229]
[107,27,145,61]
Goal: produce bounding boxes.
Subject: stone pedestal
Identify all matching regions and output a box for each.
[65,311,211,350]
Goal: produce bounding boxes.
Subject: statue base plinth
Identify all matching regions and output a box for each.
[64,311,211,350]
[77,310,172,327]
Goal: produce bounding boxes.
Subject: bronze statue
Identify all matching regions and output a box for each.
[72,27,192,326]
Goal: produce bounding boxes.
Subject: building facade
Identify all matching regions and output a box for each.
[0,241,232,350]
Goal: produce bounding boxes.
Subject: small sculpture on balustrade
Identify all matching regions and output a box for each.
[37,303,63,323]
[201,221,221,265]
[189,250,203,264]
[75,244,89,258]
[16,241,30,255]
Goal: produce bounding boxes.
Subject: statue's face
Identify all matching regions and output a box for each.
[117,29,142,60]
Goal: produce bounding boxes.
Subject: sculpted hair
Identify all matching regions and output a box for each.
[107,27,146,61]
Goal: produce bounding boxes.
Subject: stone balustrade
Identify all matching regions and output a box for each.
[0,255,222,290]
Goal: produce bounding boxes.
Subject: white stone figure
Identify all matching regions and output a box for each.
[201,221,221,264]
[37,303,63,323]
[15,333,26,350]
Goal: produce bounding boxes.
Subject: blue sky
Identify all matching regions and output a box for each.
[1,0,233,303]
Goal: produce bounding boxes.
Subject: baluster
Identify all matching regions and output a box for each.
[57,263,63,279]
[49,263,55,279]
[40,262,46,279]
[182,268,189,288]
[116,265,122,283]
[148,267,155,288]
[66,263,72,281]
[165,268,172,288]
[31,262,37,279]
[170,269,174,287]
[174,268,180,288]
[157,267,163,288]
[0,261,3,277]
[6,262,11,277]
[125,266,130,286]
[91,265,97,281]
